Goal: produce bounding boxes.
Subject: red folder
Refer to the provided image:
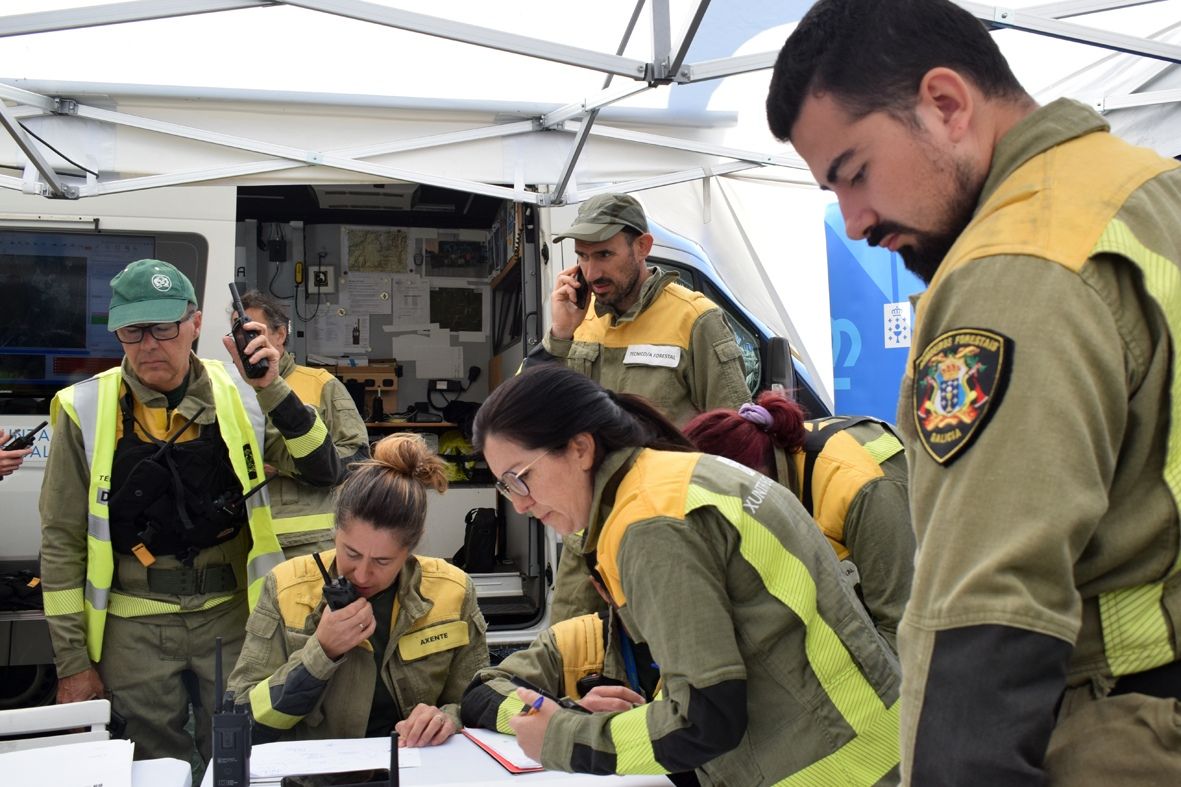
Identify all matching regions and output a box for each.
[461,728,545,774]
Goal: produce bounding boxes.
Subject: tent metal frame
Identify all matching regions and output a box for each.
[0,0,1177,201]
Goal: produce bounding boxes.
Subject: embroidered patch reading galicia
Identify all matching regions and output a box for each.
[913,328,1012,465]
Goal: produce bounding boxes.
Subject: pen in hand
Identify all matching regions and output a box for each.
[519,694,544,717]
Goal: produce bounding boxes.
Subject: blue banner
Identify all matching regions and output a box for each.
[825,204,926,423]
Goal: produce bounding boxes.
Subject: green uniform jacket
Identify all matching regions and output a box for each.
[39,354,332,678]
[266,353,369,551]
[541,448,901,787]
[779,418,913,652]
[896,100,1181,782]
[553,419,914,655]
[536,268,752,426]
[462,612,630,732]
[228,551,489,740]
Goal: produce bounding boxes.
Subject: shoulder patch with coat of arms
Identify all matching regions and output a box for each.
[913,327,1012,466]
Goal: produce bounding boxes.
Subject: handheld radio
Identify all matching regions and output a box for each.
[0,420,48,483]
[1,420,47,452]
[212,636,251,787]
[229,282,270,379]
[313,551,359,610]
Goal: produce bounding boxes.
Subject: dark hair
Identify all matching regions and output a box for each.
[334,433,448,550]
[472,365,692,469]
[683,391,807,475]
[767,0,1027,141]
[619,227,643,245]
[237,290,289,346]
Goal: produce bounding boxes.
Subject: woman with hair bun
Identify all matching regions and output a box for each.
[228,433,489,746]
[684,390,914,651]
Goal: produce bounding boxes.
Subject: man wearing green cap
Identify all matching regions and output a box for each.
[528,192,750,427]
[38,258,339,764]
[527,193,752,624]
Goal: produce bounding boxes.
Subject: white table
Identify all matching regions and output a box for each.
[135,757,194,786]
[199,735,668,786]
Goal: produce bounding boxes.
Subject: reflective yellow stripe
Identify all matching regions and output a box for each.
[1099,584,1170,676]
[249,679,303,730]
[608,705,665,774]
[205,362,284,611]
[43,588,84,616]
[686,484,900,785]
[495,694,527,734]
[1094,219,1181,675]
[285,417,328,460]
[861,433,903,465]
[271,511,335,536]
[108,591,237,618]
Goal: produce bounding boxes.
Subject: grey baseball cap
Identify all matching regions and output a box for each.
[553,193,649,243]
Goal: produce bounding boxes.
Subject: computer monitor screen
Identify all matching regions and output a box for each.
[0,231,156,398]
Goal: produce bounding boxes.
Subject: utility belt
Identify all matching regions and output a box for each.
[144,564,239,596]
[113,562,241,596]
[1109,659,1181,701]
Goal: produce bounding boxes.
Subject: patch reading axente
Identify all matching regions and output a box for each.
[913,327,1012,465]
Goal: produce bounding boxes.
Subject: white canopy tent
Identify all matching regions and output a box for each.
[1,0,1179,406]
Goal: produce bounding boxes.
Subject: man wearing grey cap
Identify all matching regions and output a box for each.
[38,259,339,765]
[528,193,751,623]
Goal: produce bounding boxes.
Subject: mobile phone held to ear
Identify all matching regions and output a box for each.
[573,266,589,310]
[228,282,270,379]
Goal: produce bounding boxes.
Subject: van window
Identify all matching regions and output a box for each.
[651,260,760,395]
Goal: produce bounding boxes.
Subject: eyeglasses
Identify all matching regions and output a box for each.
[494,449,553,500]
[115,311,195,344]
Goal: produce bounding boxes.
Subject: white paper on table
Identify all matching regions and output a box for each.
[249,738,421,778]
[0,738,134,787]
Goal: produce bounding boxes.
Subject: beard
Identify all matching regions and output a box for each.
[869,155,982,285]
[593,246,644,311]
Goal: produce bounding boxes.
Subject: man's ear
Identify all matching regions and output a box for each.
[918,67,974,143]
[632,232,655,260]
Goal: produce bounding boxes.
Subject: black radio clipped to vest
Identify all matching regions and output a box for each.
[313,551,359,610]
[212,636,251,787]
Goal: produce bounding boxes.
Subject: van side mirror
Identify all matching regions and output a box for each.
[766,336,795,393]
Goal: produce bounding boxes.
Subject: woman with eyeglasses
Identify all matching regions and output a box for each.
[473,364,901,786]
[228,433,489,747]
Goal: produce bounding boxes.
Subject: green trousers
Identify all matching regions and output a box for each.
[98,597,247,762]
[1044,683,1181,785]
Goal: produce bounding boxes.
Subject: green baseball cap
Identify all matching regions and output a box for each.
[553,193,649,242]
[107,259,197,331]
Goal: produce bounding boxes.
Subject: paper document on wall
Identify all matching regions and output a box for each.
[309,307,370,355]
[249,737,421,778]
[0,738,134,787]
[346,272,393,315]
[391,273,430,326]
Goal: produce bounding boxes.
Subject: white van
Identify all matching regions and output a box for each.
[0,182,827,704]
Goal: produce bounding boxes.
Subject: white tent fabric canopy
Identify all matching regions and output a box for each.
[1,0,1179,406]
